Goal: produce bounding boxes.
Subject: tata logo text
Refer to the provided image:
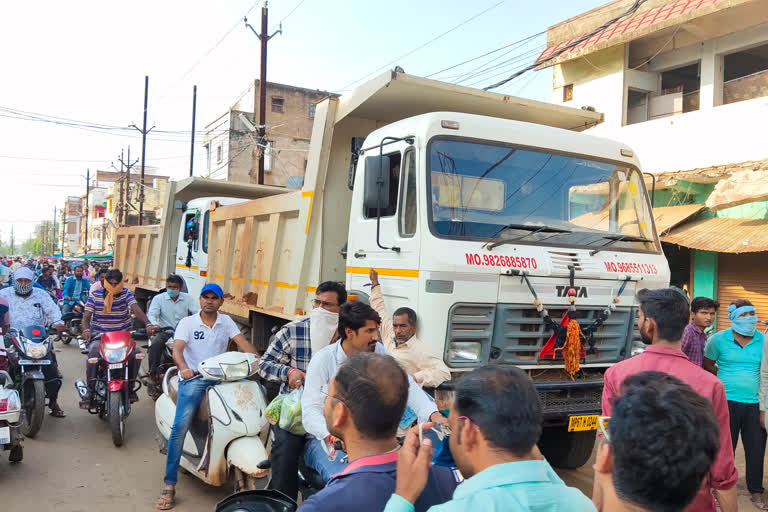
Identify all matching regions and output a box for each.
[556,286,588,298]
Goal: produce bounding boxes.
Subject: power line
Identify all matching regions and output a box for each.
[272,0,308,29]
[334,0,506,92]
[483,0,648,91]
[424,30,546,79]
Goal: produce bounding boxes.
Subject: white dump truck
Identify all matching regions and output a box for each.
[115,71,669,468]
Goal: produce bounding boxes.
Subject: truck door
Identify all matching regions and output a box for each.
[348,146,421,306]
[175,208,206,295]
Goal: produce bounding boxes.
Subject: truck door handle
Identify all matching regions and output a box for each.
[354,250,366,259]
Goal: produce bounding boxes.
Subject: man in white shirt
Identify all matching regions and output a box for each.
[147,274,200,393]
[301,301,447,482]
[156,283,256,511]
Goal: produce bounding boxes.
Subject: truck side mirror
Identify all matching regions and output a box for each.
[363,155,391,211]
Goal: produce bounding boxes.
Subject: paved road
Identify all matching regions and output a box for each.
[0,340,760,511]
[0,340,230,512]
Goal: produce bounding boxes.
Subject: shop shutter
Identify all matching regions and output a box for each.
[717,253,768,331]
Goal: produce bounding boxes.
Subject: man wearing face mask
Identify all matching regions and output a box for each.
[147,274,200,394]
[257,281,347,501]
[0,267,67,417]
[704,299,766,509]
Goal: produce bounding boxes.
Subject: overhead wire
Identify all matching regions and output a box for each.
[334,0,506,92]
[483,0,648,90]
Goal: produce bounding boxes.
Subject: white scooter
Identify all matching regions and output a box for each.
[155,352,271,490]
[0,370,23,462]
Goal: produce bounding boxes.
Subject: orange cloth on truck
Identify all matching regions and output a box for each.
[369,284,451,388]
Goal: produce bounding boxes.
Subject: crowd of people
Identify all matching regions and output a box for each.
[1,255,765,512]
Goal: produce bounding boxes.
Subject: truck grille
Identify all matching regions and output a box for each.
[547,250,602,275]
[493,305,634,365]
[537,386,603,415]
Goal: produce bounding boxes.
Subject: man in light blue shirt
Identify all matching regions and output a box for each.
[384,365,594,512]
[704,299,766,507]
[147,274,200,389]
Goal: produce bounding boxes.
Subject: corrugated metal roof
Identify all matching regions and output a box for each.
[661,217,768,253]
[653,204,704,234]
[536,0,725,66]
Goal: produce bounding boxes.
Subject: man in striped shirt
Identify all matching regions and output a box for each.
[80,268,156,407]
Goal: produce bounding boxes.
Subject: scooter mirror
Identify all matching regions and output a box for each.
[215,490,297,512]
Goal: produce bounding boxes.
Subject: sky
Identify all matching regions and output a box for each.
[0,0,606,242]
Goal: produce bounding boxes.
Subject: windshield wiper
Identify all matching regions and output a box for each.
[589,234,653,256]
[485,224,571,250]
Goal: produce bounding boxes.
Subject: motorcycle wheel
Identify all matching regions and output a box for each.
[109,391,126,447]
[21,379,45,438]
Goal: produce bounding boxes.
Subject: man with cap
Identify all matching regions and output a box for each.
[0,266,67,417]
[156,283,257,511]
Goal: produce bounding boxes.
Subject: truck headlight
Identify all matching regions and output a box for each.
[448,342,483,363]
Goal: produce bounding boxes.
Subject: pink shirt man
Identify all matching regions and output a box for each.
[602,345,738,512]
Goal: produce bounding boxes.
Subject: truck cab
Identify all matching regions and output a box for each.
[346,112,669,468]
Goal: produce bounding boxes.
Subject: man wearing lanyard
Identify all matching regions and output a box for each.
[156,283,256,510]
[298,352,457,511]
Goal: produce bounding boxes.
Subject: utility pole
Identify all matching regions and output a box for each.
[118,148,125,225]
[118,146,138,225]
[61,213,65,257]
[131,76,153,226]
[84,168,90,255]
[190,85,197,177]
[245,3,281,184]
[10,226,14,255]
[52,206,57,256]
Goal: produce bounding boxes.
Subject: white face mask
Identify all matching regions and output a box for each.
[310,306,339,355]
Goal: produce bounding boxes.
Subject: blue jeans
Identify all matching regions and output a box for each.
[303,438,348,482]
[164,377,214,485]
[62,303,74,315]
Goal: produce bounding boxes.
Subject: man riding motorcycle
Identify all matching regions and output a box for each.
[79,268,157,408]
[0,267,67,417]
[35,265,59,300]
[146,274,200,397]
[61,265,90,314]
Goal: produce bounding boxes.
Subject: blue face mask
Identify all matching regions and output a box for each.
[732,315,758,337]
[729,304,758,336]
[167,289,180,299]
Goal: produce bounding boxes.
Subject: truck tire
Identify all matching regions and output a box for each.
[538,426,596,469]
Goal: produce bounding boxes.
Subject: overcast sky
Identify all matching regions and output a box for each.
[0,0,604,242]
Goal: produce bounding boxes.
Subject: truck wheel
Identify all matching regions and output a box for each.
[538,426,596,469]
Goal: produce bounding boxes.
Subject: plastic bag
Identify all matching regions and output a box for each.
[278,387,306,436]
[265,393,285,425]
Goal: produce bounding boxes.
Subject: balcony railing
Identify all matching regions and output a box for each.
[724,69,768,105]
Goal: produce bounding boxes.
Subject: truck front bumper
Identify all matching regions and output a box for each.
[536,379,603,426]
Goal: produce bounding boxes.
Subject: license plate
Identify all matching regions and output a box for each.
[19,359,51,365]
[0,426,9,445]
[568,414,599,432]
[108,363,123,370]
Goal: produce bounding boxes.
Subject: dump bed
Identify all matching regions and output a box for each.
[114,224,167,292]
[206,71,603,323]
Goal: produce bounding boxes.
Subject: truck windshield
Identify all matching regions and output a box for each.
[428,138,658,252]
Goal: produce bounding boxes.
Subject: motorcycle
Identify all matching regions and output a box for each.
[154,351,271,490]
[145,326,177,401]
[0,370,23,463]
[216,490,297,512]
[58,300,85,345]
[74,329,147,447]
[4,325,58,437]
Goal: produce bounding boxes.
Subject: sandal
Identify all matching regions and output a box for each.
[50,404,66,418]
[156,489,175,510]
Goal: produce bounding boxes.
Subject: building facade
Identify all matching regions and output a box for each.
[539,0,768,326]
[203,80,337,186]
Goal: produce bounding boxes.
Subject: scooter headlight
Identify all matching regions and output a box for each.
[25,343,47,359]
[203,366,225,379]
[220,361,250,381]
[104,347,127,363]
